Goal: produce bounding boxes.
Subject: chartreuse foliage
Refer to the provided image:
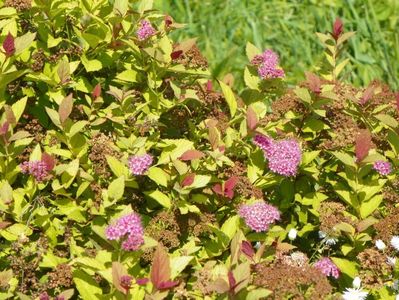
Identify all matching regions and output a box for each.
[0,0,398,300]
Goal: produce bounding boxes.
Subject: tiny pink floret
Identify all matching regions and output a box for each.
[373,160,392,176]
[137,20,156,41]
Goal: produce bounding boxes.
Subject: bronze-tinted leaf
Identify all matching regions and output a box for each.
[355,129,372,162]
[170,50,183,60]
[209,278,229,294]
[4,105,16,124]
[41,153,55,171]
[208,126,219,150]
[305,72,321,94]
[174,38,197,54]
[151,245,171,290]
[240,241,255,259]
[112,262,128,294]
[92,83,101,99]
[179,149,205,161]
[3,33,15,56]
[332,17,343,40]
[58,93,73,124]
[246,106,257,130]
[0,122,9,136]
[57,60,70,84]
[181,173,195,187]
[359,84,375,106]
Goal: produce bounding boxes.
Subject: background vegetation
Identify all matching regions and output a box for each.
[154,0,399,89]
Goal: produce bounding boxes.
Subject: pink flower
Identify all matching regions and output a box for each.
[137,20,156,41]
[120,275,133,290]
[239,201,280,232]
[253,135,302,177]
[20,160,50,181]
[314,257,340,279]
[373,160,392,176]
[128,153,153,175]
[105,212,144,251]
[266,139,301,176]
[251,49,284,79]
[253,134,273,153]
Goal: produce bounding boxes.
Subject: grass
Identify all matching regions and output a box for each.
[154,0,399,90]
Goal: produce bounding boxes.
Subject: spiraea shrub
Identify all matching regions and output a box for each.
[0,1,399,299]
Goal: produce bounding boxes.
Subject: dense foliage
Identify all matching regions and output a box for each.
[0,0,399,299]
[155,0,399,90]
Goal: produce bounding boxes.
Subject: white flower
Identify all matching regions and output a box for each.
[318,231,327,239]
[391,236,399,251]
[396,294,399,300]
[288,228,297,240]
[352,277,361,289]
[342,287,368,300]
[254,241,261,249]
[387,256,397,267]
[375,239,386,251]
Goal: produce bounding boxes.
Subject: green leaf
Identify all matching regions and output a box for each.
[147,167,169,187]
[82,55,102,72]
[219,80,237,117]
[145,190,171,208]
[221,215,239,240]
[45,107,62,128]
[294,87,311,104]
[246,288,272,300]
[108,176,125,201]
[245,42,261,61]
[106,156,129,177]
[331,257,358,278]
[113,0,128,16]
[11,97,27,124]
[170,256,193,279]
[116,70,137,83]
[360,195,383,219]
[332,151,356,167]
[375,114,398,128]
[73,270,102,300]
[14,32,36,55]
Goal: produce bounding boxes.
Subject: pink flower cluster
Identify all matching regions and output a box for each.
[128,153,153,175]
[105,212,144,251]
[313,257,340,279]
[373,160,392,176]
[239,201,280,232]
[20,160,51,182]
[137,20,156,41]
[253,134,302,177]
[251,49,285,79]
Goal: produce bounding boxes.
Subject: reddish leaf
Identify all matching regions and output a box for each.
[359,84,375,106]
[92,83,101,99]
[3,33,15,56]
[212,184,224,196]
[206,80,213,92]
[240,241,255,259]
[4,105,16,124]
[112,262,128,295]
[180,149,205,161]
[0,221,11,229]
[224,176,238,199]
[58,93,74,124]
[136,278,149,285]
[151,245,171,290]
[157,280,179,290]
[246,107,257,130]
[227,271,236,290]
[165,15,173,27]
[332,17,343,40]
[171,50,183,60]
[305,72,321,94]
[0,122,9,136]
[355,129,372,162]
[41,153,55,171]
[181,173,195,187]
